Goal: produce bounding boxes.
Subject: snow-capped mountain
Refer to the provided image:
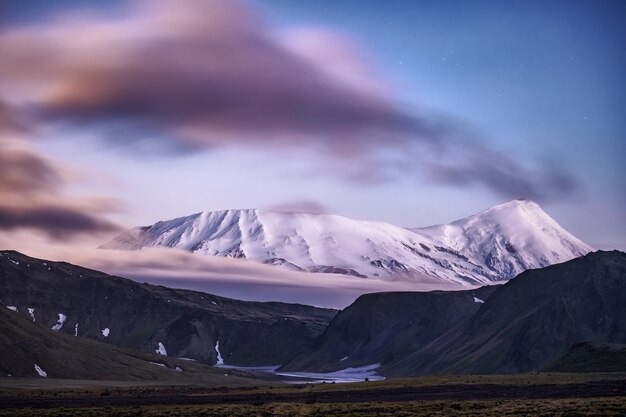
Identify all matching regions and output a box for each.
[102,199,593,285]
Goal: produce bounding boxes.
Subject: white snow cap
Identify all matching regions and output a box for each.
[103,200,592,286]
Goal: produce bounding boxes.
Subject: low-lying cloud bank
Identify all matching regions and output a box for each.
[0,0,578,201]
[4,244,463,308]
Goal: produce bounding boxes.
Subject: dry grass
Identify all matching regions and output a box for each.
[1,373,625,416]
[0,396,625,417]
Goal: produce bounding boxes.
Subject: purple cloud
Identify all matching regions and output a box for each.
[0,0,578,200]
[0,140,120,237]
[265,200,329,214]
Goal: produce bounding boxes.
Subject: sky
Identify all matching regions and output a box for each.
[0,0,624,306]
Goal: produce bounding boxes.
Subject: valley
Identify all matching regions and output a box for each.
[0,372,625,416]
[1,243,624,415]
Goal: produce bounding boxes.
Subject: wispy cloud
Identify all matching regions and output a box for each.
[7,245,460,308]
[0,139,120,237]
[265,199,329,214]
[0,0,578,200]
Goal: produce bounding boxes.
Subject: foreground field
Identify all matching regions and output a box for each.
[0,373,624,416]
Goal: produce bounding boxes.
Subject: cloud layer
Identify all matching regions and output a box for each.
[0,0,578,200]
[5,245,460,308]
[0,139,120,237]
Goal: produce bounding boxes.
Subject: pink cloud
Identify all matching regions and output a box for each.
[5,244,462,308]
[0,139,120,237]
[0,0,578,201]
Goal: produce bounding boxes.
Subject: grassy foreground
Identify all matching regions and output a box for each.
[0,372,624,416]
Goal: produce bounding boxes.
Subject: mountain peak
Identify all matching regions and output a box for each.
[482,198,541,212]
[104,202,592,285]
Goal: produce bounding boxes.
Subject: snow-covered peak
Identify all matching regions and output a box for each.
[413,199,592,280]
[103,201,592,285]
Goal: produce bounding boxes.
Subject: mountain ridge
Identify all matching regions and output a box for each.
[0,250,336,367]
[0,306,252,383]
[281,250,626,376]
[103,199,592,285]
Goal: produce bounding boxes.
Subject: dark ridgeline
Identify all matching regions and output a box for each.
[282,251,626,376]
[1,250,624,379]
[0,306,251,382]
[279,285,499,373]
[0,250,336,368]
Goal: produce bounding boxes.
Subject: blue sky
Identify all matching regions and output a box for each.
[0,0,624,250]
[256,0,626,245]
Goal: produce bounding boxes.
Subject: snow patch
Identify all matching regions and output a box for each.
[277,363,384,383]
[215,340,225,366]
[74,323,78,336]
[9,259,19,265]
[340,356,349,361]
[218,363,384,384]
[27,308,35,322]
[6,306,17,312]
[155,342,168,356]
[148,361,166,368]
[473,297,485,304]
[34,364,47,377]
[101,328,110,337]
[175,366,183,372]
[51,313,67,331]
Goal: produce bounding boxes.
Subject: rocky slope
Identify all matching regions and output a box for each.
[388,250,626,376]
[0,306,252,383]
[103,199,592,285]
[282,251,626,376]
[279,285,499,373]
[0,251,336,367]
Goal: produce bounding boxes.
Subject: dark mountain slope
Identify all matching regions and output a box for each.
[384,250,626,376]
[0,306,252,383]
[280,285,499,372]
[0,250,336,366]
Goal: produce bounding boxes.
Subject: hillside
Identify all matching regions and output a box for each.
[386,250,626,375]
[0,306,252,383]
[0,250,336,367]
[280,285,499,372]
[543,342,626,373]
[281,251,626,376]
